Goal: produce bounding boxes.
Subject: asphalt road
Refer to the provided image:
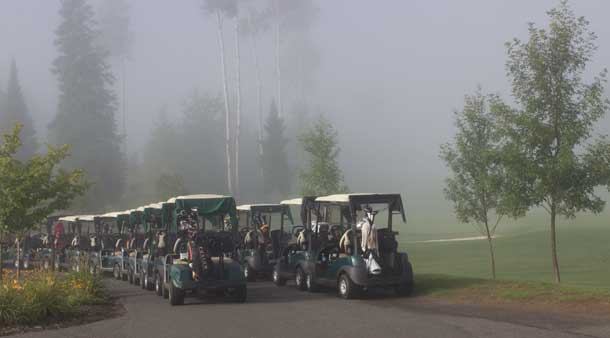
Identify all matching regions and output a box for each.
[7,278,610,338]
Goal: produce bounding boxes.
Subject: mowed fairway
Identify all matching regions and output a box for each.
[405,225,610,287]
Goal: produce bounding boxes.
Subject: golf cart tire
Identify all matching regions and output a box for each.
[234,286,247,303]
[128,269,134,284]
[272,265,286,286]
[155,273,163,296]
[244,264,256,282]
[338,273,361,300]
[395,262,414,297]
[306,272,319,292]
[295,267,307,291]
[140,271,146,289]
[113,264,121,280]
[168,282,184,306]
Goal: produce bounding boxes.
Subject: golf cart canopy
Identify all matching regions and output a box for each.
[315,193,407,222]
[78,215,95,222]
[58,216,79,223]
[237,204,294,224]
[99,211,122,219]
[172,194,238,225]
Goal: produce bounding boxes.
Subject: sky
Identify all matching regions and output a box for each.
[0,0,609,234]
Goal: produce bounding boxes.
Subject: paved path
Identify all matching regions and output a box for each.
[7,279,610,338]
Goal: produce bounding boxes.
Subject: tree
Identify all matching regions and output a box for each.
[155,173,188,202]
[499,1,610,283]
[440,90,521,280]
[97,0,133,153]
[299,116,348,196]
[262,100,290,197]
[203,0,238,195]
[50,0,125,211]
[0,124,87,280]
[0,59,37,160]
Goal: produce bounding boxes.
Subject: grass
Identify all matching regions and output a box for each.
[413,274,610,307]
[404,225,610,287]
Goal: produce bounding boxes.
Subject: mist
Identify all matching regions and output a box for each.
[1,0,609,236]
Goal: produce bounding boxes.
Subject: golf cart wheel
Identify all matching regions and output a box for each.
[306,272,318,292]
[140,271,146,289]
[128,269,134,284]
[155,273,163,296]
[233,286,247,303]
[113,264,121,280]
[244,264,256,282]
[168,282,184,306]
[395,262,414,297]
[295,267,307,291]
[338,273,361,300]
[272,265,286,286]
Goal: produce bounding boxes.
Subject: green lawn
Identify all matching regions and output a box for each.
[404,225,610,288]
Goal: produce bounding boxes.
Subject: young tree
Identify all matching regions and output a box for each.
[499,1,610,283]
[441,90,520,280]
[0,124,87,280]
[262,100,290,196]
[0,59,37,160]
[299,116,348,196]
[50,0,125,211]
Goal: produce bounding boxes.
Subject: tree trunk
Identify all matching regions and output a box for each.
[122,56,127,154]
[216,10,233,194]
[550,206,561,283]
[274,0,282,118]
[16,237,20,280]
[249,14,264,181]
[0,232,3,282]
[234,17,242,197]
[484,221,496,280]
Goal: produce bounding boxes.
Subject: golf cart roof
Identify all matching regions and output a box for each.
[280,198,304,206]
[237,204,287,212]
[316,193,406,222]
[171,194,238,225]
[78,215,95,222]
[145,202,163,210]
[58,216,78,222]
[99,211,122,218]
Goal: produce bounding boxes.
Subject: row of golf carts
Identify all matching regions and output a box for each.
[4,193,414,304]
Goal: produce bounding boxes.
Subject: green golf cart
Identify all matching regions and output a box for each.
[236,204,293,281]
[158,194,246,305]
[275,193,414,299]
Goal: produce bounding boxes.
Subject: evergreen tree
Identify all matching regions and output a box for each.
[262,100,291,196]
[0,59,37,160]
[299,115,348,196]
[49,0,125,211]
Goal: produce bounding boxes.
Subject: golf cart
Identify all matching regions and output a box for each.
[140,202,172,291]
[237,204,293,281]
[88,212,124,275]
[126,207,146,285]
[157,194,246,305]
[272,197,316,286]
[110,210,132,281]
[274,193,414,299]
[53,215,94,272]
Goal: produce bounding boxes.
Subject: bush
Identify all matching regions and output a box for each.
[0,269,107,327]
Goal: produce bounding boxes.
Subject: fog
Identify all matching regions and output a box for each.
[1,0,609,236]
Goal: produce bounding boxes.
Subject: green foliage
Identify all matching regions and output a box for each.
[500,0,609,218]
[299,116,348,196]
[441,89,517,230]
[262,100,291,196]
[0,124,87,238]
[0,59,37,160]
[49,0,125,211]
[495,1,609,282]
[0,270,107,327]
